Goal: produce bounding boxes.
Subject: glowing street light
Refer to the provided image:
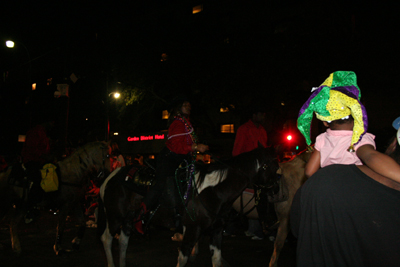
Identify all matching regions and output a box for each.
[5,40,15,48]
[5,39,33,88]
[106,91,121,141]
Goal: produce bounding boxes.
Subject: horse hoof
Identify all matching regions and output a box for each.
[53,245,63,256]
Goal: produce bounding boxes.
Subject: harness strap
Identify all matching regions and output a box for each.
[239,189,258,217]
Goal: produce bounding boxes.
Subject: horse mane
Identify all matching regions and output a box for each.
[285,148,312,164]
[195,147,270,189]
[57,141,110,185]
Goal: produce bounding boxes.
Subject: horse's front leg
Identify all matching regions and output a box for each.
[100,222,115,267]
[118,230,130,267]
[9,207,25,253]
[209,227,230,267]
[177,224,201,267]
[54,205,69,255]
[71,204,86,251]
[269,216,289,267]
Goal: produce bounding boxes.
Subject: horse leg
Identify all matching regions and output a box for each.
[118,230,130,267]
[9,208,25,253]
[269,217,289,267]
[177,225,201,267]
[71,205,86,251]
[209,229,228,267]
[54,205,70,255]
[100,222,115,267]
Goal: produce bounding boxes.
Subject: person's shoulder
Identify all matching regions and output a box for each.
[363,132,376,139]
[236,120,251,131]
[315,131,327,141]
[170,119,184,127]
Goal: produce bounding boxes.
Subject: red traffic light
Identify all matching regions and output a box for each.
[286,135,292,141]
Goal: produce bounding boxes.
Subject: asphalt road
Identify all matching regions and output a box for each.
[0,210,296,267]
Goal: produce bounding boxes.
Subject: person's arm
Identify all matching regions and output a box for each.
[304,149,321,178]
[357,144,400,184]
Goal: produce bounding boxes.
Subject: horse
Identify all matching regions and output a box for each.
[176,145,279,267]
[268,149,310,267]
[0,141,111,255]
[98,158,189,267]
[229,149,310,266]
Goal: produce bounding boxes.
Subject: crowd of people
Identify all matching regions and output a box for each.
[7,70,400,266]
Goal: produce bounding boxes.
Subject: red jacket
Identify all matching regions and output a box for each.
[166,118,194,155]
[21,124,50,164]
[232,119,268,156]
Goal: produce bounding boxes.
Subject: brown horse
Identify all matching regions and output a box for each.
[269,150,310,267]
[230,149,311,267]
[0,141,111,254]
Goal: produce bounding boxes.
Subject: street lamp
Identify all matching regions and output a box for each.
[5,39,33,89]
[106,91,121,141]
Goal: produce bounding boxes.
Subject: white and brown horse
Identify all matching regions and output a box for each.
[177,145,279,267]
[98,160,184,267]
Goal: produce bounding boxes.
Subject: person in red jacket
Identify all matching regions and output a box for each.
[232,108,268,156]
[225,107,268,240]
[125,97,209,235]
[21,121,54,223]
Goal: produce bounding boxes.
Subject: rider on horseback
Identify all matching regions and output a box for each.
[124,96,209,235]
[21,120,55,223]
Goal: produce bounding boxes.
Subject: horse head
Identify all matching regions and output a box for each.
[253,146,280,189]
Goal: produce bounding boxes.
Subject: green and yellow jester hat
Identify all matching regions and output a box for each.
[297,71,368,152]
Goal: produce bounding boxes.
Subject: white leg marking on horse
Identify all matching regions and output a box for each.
[177,250,189,267]
[210,244,222,267]
[119,231,130,267]
[195,170,228,194]
[101,222,115,267]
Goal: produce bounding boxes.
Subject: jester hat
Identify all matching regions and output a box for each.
[297,71,368,152]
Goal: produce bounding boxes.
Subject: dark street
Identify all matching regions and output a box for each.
[0,210,296,267]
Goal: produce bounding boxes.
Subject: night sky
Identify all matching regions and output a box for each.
[1,0,399,155]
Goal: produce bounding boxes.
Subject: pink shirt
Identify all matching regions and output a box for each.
[315,129,375,168]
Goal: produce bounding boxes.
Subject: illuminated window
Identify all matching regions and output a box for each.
[221,124,234,133]
[220,107,229,112]
[193,4,203,14]
[32,83,36,91]
[18,135,26,142]
[162,110,169,119]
